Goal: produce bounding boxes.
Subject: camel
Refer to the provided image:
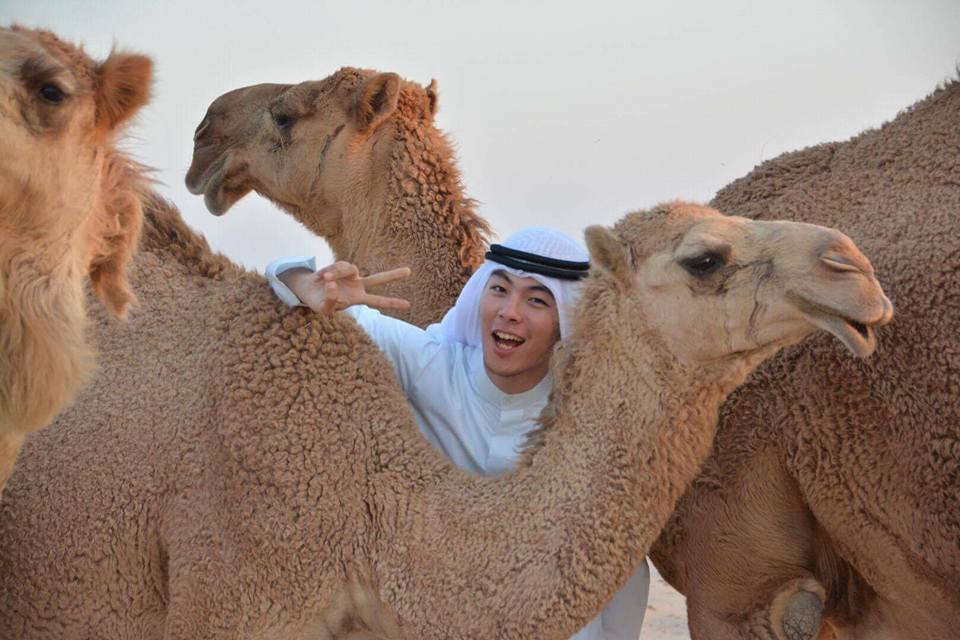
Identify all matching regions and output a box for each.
[647,77,960,639]
[0,192,890,638]
[0,26,150,492]
[190,71,958,639]
[185,69,489,328]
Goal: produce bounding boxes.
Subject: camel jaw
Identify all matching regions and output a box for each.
[188,152,250,216]
[802,309,877,358]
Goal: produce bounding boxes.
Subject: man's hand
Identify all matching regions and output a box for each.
[280,261,411,315]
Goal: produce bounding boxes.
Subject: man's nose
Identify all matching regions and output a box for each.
[497,294,523,321]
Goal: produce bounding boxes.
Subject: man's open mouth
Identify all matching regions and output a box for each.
[492,330,526,350]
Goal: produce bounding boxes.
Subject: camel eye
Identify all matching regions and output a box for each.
[680,252,725,277]
[38,83,66,104]
[271,110,294,130]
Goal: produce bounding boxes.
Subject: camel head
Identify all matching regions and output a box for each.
[0,26,152,316]
[585,202,893,367]
[186,68,440,237]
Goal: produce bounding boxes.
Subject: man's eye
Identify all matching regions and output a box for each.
[530,297,549,307]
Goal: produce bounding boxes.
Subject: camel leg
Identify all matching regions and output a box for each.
[678,449,838,640]
[0,430,25,495]
[308,580,405,640]
[688,577,831,640]
[769,578,831,640]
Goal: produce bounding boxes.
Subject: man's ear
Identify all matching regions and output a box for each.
[585,225,633,289]
[426,79,439,117]
[351,72,400,133]
[95,51,153,134]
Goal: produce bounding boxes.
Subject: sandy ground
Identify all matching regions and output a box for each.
[639,567,690,640]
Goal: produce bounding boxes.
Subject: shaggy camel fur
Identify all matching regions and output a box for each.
[185,69,490,327]
[191,72,947,638]
[0,27,149,492]
[650,78,960,639]
[0,199,890,639]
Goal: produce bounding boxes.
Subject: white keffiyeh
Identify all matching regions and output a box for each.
[436,226,589,346]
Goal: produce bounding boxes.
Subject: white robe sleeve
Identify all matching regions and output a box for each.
[341,305,448,394]
[264,255,317,307]
[570,560,650,640]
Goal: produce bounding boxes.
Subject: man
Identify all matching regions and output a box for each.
[266,227,649,640]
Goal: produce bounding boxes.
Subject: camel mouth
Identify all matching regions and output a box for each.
[185,149,224,196]
[192,153,249,217]
[799,307,880,358]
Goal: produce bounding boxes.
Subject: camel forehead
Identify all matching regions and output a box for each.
[210,83,289,114]
[623,203,791,255]
[0,27,94,89]
[615,202,728,253]
[295,68,370,98]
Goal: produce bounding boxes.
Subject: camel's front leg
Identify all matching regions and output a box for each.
[688,577,832,640]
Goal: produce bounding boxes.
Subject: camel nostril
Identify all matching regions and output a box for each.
[878,295,895,326]
[193,117,210,143]
[820,253,861,273]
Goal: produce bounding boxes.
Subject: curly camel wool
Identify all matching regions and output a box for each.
[188,68,954,638]
[650,78,960,639]
[0,27,150,493]
[0,194,891,638]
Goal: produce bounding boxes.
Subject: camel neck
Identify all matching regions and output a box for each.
[0,239,90,434]
[380,275,746,638]
[334,119,488,327]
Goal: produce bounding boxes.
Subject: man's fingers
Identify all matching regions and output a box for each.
[323,261,360,281]
[362,293,411,311]
[361,267,412,289]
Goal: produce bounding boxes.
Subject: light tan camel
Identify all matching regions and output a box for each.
[194,72,957,639]
[649,78,960,640]
[0,26,149,492]
[185,69,489,327]
[0,195,890,638]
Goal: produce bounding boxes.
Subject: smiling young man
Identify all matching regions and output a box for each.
[265,227,650,640]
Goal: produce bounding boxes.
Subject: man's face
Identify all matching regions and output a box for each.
[479,270,561,394]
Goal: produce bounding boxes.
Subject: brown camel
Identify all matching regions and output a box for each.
[0,193,891,638]
[185,69,489,327]
[649,78,960,639]
[0,26,150,492]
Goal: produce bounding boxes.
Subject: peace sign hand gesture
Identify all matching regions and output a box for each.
[283,261,411,315]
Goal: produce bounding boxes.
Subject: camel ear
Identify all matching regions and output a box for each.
[426,78,439,116]
[87,165,144,319]
[95,51,153,133]
[351,72,400,132]
[585,225,632,288]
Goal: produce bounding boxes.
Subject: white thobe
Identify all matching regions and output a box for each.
[267,257,651,640]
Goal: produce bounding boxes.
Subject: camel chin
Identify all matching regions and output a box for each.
[185,150,249,216]
[203,162,251,216]
[803,310,878,358]
[791,293,893,359]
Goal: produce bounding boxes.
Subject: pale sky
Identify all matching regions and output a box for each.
[5,0,959,271]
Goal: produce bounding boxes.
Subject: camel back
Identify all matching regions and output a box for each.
[139,192,246,281]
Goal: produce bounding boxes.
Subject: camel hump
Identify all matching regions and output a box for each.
[140,192,243,279]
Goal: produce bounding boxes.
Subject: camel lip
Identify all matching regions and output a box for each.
[195,154,249,216]
[186,150,231,197]
[799,307,878,358]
